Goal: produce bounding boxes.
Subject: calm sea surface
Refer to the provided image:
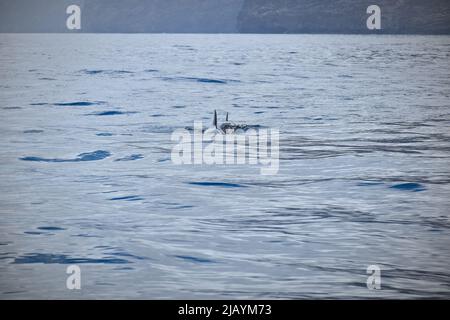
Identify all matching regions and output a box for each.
[0,34,449,298]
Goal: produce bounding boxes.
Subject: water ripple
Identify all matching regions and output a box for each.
[13,253,129,264]
[188,182,247,188]
[20,150,111,162]
[389,182,426,192]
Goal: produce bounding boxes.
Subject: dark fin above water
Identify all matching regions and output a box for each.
[226,112,229,122]
[213,110,218,129]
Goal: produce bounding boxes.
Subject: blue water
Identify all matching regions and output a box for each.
[0,34,450,299]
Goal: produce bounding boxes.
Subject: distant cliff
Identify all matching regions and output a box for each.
[82,0,244,33]
[237,0,450,34]
[1,0,450,34]
[0,0,245,33]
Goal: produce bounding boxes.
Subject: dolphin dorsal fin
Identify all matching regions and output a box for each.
[226,112,229,122]
[213,110,218,128]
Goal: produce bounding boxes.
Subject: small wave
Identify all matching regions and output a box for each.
[114,266,134,271]
[24,231,44,235]
[161,76,238,84]
[89,111,137,116]
[73,234,102,238]
[96,133,114,136]
[12,253,129,264]
[141,124,176,134]
[188,182,246,188]
[109,195,143,201]
[109,251,147,261]
[108,70,133,74]
[169,205,194,210]
[81,69,133,75]
[53,101,102,107]
[389,182,426,192]
[83,70,103,75]
[195,78,227,84]
[357,181,384,187]
[37,226,66,231]
[175,255,215,264]
[20,150,111,163]
[114,154,144,162]
[23,129,44,134]
[94,111,124,116]
[172,45,196,51]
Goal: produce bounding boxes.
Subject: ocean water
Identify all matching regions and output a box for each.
[0,34,449,299]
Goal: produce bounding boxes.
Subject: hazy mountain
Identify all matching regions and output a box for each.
[82,0,245,33]
[0,0,75,32]
[0,0,244,33]
[237,0,450,34]
[1,0,450,34]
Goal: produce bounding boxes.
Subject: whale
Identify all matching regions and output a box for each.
[210,110,249,134]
